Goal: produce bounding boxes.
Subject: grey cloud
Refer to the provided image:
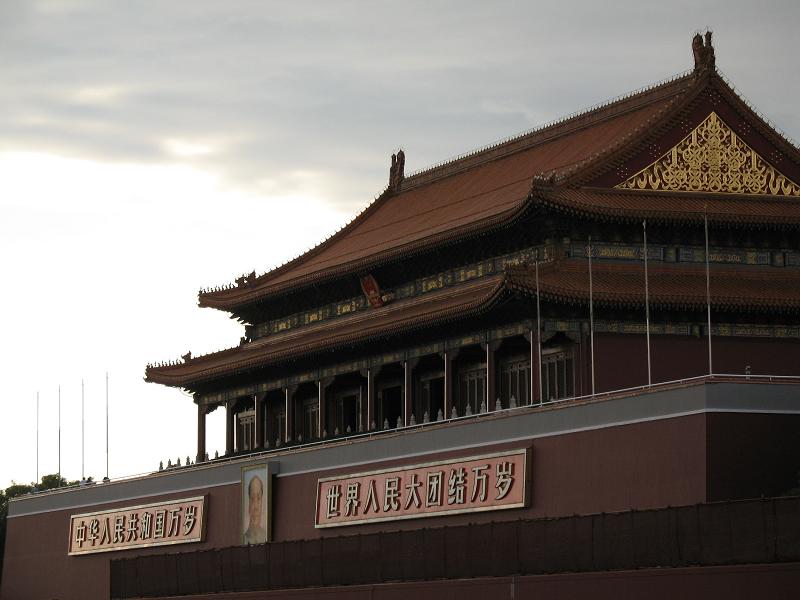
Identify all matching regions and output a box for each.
[1,0,799,210]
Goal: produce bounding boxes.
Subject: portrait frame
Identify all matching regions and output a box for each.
[240,462,271,545]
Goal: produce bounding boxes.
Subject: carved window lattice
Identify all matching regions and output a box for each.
[616,112,800,196]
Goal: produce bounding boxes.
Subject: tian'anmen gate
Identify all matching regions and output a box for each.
[4,33,800,600]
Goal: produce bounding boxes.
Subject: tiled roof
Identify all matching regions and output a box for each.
[199,75,695,311]
[508,261,800,311]
[149,259,799,388]
[147,275,507,388]
[532,186,800,226]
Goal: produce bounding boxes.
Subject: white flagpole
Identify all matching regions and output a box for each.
[588,236,596,395]
[535,260,543,405]
[36,391,39,486]
[81,379,85,482]
[106,372,109,481]
[643,220,652,386]
[704,212,713,375]
[58,384,61,487]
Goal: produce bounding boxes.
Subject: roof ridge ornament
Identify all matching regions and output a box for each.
[692,30,715,73]
[389,149,405,191]
[531,171,557,188]
[235,270,256,288]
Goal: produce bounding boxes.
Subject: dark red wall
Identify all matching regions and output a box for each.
[707,413,800,502]
[593,334,800,393]
[1,485,242,600]
[7,409,800,600]
[2,414,708,600]
[140,564,800,600]
[274,414,706,541]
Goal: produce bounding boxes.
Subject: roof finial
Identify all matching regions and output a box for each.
[692,30,715,72]
[389,149,405,191]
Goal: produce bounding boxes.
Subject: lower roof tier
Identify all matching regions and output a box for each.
[146,261,800,389]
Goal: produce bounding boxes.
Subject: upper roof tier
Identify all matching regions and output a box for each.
[199,34,800,314]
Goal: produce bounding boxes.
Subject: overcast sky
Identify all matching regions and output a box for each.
[1,0,798,490]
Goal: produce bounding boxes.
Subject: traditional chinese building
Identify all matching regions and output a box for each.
[4,33,800,600]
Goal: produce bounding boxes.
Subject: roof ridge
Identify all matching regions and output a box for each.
[400,69,695,190]
[552,69,714,187]
[715,68,799,151]
[199,187,393,298]
[199,71,696,301]
[555,69,800,189]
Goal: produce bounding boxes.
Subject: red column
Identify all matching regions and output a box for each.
[318,380,327,438]
[196,402,206,463]
[254,394,264,449]
[442,351,452,419]
[527,330,542,405]
[403,361,412,426]
[485,341,499,410]
[284,387,293,443]
[225,400,234,455]
[361,368,375,430]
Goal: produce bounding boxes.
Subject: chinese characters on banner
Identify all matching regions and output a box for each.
[316,449,528,528]
[68,496,205,555]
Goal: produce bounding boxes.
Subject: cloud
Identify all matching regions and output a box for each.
[2,0,796,209]
[1,0,799,487]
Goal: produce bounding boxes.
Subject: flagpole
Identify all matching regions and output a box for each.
[36,391,39,486]
[58,384,61,487]
[704,211,713,375]
[643,220,652,386]
[535,260,543,405]
[588,236,595,396]
[81,379,85,482]
[106,372,109,481]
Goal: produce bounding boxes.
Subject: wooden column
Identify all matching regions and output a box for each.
[582,329,591,397]
[485,341,500,411]
[403,359,419,425]
[196,402,206,463]
[264,394,274,447]
[225,400,235,455]
[254,394,264,449]
[403,361,411,426]
[525,330,542,405]
[318,378,334,438]
[441,350,453,419]
[284,387,293,443]
[361,368,375,430]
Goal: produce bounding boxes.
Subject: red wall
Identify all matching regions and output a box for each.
[1,485,241,600]
[8,409,800,599]
[2,414,707,600]
[593,334,800,393]
[273,414,707,540]
[707,413,800,501]
[139,564,800,600]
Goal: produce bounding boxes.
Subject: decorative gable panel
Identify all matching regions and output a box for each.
[616,112,800,196]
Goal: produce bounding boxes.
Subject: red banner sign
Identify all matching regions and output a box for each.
[68,496,206,555]
[316,449,529,528]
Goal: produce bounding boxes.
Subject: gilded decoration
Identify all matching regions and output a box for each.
[617,112,800,196]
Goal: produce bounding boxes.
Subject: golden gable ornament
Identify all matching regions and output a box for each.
[617,112,800,196]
